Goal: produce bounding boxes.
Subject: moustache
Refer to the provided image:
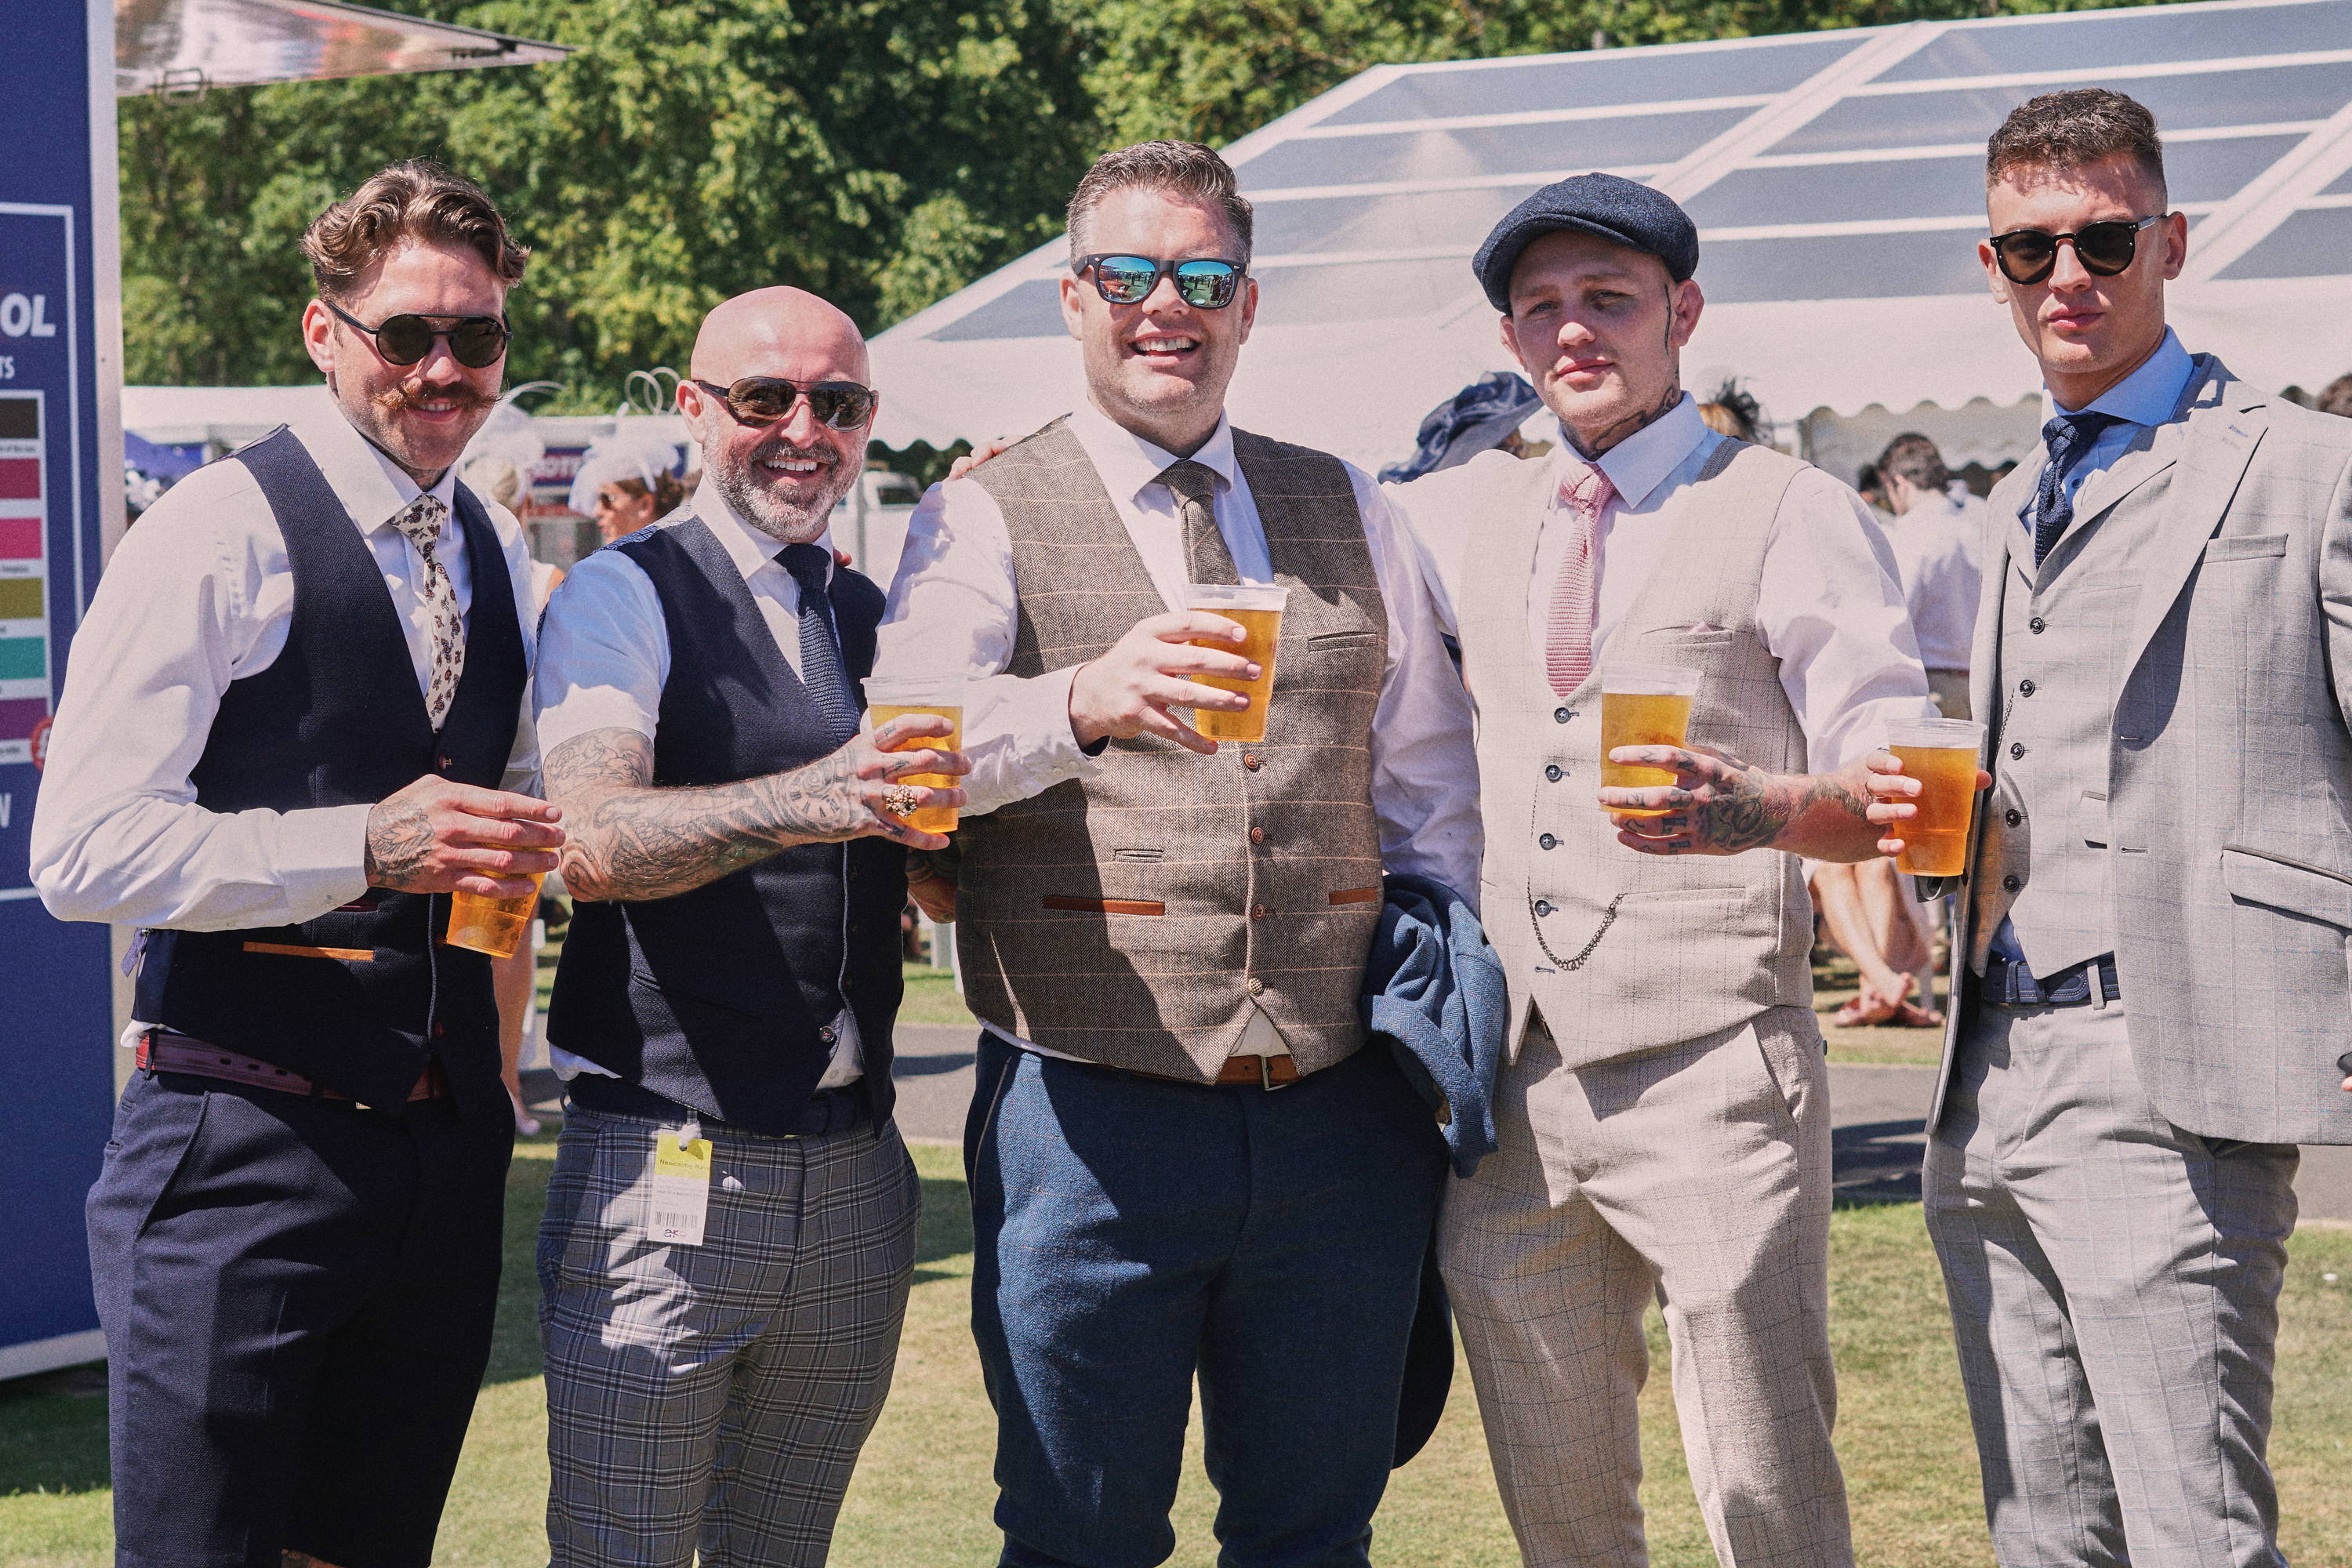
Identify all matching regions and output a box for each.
[373,382,495,415]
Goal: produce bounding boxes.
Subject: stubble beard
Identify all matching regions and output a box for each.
[710,441,854,546]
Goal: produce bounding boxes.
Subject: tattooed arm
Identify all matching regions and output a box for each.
[1595,745,1882,862]
[546,717,968,903]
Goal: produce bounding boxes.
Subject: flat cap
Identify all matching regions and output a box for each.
[1473,172,1699,310]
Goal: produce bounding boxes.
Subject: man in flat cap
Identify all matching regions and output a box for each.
[1387,172,1934,1566]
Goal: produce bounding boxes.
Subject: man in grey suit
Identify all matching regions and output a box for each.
[1870,88,2352,1567]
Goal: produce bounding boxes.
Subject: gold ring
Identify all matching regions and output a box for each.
[883,785,920,818]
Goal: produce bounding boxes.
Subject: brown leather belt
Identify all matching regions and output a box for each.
[139,1030,449,1105]
[1116,1054,1301,1091]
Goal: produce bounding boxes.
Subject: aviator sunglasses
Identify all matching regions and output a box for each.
[689,376,878,432]
[1987,215,2165,286]
[1075,254,1247,309]
[325,300,510,368]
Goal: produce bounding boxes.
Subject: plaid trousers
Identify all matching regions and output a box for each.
[537,1105,920,1568]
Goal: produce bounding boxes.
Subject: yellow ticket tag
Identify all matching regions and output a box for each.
[649,1134,713,1247]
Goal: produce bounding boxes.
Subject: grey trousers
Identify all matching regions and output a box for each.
[1926,999,2299,1568]
[538,1106,920,1568]
[1437,1007,1853,1568]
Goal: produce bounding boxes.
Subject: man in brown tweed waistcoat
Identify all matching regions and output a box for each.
[877,141,1482,1568]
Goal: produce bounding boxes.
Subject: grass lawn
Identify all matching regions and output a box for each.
[5,1135,2350,1567]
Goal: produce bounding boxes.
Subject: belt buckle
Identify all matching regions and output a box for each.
[1258,1054,1292,1092]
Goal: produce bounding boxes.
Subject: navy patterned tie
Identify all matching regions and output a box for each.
[2028,411,2122,565]
[778,543,862,750]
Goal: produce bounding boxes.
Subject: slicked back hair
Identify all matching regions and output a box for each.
[1987,88,2167,204]
[1877,432,1951,492]
[1068,141,1254,265]
[301,158,528,301]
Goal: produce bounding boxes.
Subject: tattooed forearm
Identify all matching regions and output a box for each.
[545,726,928,902]
[1621,752,1879,860]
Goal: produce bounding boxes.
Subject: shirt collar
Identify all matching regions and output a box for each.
[292,398,458,537]
[2042,327,2194,429]
[1565,393,1708,510]
[1067,401,1240,509]
[691,480,836,583]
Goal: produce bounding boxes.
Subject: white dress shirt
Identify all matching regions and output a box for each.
[876,401,1484,1060]
[532,488,865,1088]
[1399,394,1933,774]
[1880,483,1986,673]
[31,403,539,935]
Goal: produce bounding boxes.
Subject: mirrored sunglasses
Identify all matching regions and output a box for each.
[691,376,877,432]
[1076,254,1245,310]
[1987,216,2163,286]
[326,300,510,368]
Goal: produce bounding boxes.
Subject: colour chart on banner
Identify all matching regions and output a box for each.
[0,390,49,767]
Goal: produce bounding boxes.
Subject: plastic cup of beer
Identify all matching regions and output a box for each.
[1184,583,1287,745]
[1886,716,1986,877]
[1599,663,1703,819]
[446,873,546,960]
[863,676,964,835]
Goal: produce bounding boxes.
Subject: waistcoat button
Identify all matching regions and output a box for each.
[818,1025,838,1044]
[2019,679,2037,697]
[1554,707,1572,724]
[1534,899,1554,916]
[2005,808,2023,826]
[2002,874,2021,892]
[2029,617,2047,633]
[432,1022,446,1039]
[1242,753,1263,771]
[2009,741,2025,760]
[1544,764,1563,782]
[1250,903,1268,920]
[1538,833,1558,850]
[1247,976,1265,996]
[1249,827,1265,845]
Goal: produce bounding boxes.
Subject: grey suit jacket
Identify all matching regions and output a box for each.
[1932,354,2352,1145]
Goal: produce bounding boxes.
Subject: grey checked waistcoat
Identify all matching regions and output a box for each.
[1969,485,2169,975]
[956,417,1388,1080]
[1426,439,1815,1066]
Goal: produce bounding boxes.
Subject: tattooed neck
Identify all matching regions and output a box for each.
[1564,383,1684,461]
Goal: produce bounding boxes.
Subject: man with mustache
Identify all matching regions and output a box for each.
[879,140,1480,1566]
[32,161,560,1568]
[532,286,966,1566]
[1385,174,1933,1566]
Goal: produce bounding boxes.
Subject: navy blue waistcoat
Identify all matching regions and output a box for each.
[547,515,904,1134]
[132,426,528,1112]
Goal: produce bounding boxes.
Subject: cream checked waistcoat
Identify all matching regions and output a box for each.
[956,417,1388,1081]
[1422,439,1815,1066]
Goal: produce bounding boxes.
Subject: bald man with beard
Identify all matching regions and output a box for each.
[532,288,968,1566]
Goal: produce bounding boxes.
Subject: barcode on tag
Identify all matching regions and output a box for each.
[648,1132,713,1247]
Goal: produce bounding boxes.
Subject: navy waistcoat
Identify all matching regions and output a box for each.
[547,515,904,1135]
[132,425,528,1112]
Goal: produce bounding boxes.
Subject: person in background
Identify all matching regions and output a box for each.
[1379,368,1547,482]
[1874,431,1984,722]
[1868,87,2352,1566]
[2318,370,2352,419]
[1695,377,1762,444]
[571,421,688,544]
[31,158,558,1568]
[533,285,963,1567]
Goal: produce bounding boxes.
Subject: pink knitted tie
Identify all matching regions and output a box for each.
[1543,460,1617,699]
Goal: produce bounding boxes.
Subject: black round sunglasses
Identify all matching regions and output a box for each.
[326,300,510,368]
[1987,215,2165,286]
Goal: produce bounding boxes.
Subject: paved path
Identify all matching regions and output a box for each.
[881,1025,2352,1225]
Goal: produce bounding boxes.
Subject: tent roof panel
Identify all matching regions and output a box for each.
[2322,165,2352,194]
[1254,185,1534,259]
[1871,0,2352,83]
[115,0,568,95]
[2215,201,2352,277]
[1697,228,1988,304]
[1251,257,1471,327]
[1232,108,1748,191]
[1316,33,1864,128]
[1686,154,1982,227]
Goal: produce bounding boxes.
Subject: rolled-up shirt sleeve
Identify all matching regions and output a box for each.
[29,471,372,930]
[1762,470,1937,771]
[532,548,670,760]
[876,478,1096,818]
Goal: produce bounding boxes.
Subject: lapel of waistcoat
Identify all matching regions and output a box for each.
[2116,358,2269,682]
[1460,449,1566,709]
[662,512,822,709]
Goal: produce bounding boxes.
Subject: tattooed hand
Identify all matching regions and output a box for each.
[546,717,971,903]
[362,775,565,897]
[1597,745,1882,862]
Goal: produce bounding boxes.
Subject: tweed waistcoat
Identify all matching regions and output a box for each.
[956,417,1387,1080]
[1969,485,2170,976]
[1454,437,1813,1067]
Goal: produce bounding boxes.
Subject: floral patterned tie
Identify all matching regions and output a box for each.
[391,495,465,729]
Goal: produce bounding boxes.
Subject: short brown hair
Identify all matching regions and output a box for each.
[1068,141,1254,264]
[1987,89,2166,201]
[301,159,528,300]
[608,470,687,516]
[2317,373,2352,419]
[1877,433,1951,492]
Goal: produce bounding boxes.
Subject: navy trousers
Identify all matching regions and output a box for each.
[86,1068,512,1568]
[965,1036,1446,1568]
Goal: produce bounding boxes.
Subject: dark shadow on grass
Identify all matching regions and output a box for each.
[913,1174,975,1286]
[0,1363,111,1497]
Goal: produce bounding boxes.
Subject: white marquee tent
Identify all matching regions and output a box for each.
[869,0,2352,475]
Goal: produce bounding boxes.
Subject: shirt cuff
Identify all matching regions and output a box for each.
[1003,664,1098,777]
[277,802,378,920]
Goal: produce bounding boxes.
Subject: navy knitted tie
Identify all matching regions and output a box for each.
[2028,411,2122,565]
[779,543,862,750]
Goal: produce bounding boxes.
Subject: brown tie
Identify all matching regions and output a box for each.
[1159,459,1238,584]
[1542,459,1617,699]
[390,495,465,728]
